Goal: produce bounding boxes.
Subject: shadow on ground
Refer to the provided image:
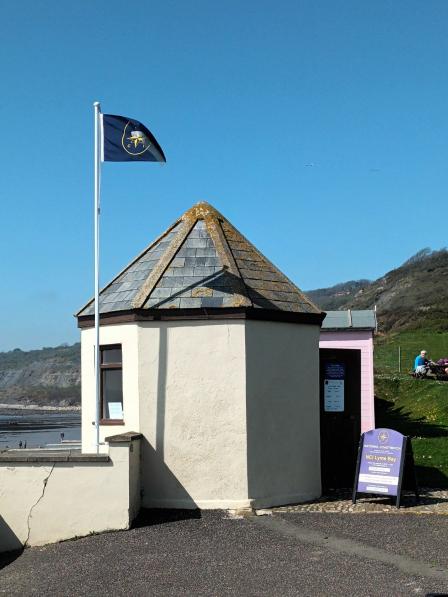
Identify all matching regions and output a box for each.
[414,466,448,489]
[132,508,202,529]
[0,549,23,572]
[375,397,448,439]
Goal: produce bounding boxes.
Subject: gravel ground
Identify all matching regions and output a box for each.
[0,509,447,597]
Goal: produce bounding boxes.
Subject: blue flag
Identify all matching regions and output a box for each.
[102,114,166,163]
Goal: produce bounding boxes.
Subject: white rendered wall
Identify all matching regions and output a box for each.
[81,324,140,452]
[137,320,248,509]
[0,441,140,552]
[80,318,321,510]
[245,320,322,508]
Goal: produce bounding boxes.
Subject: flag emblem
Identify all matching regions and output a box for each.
[122,122,151,156]
[102,114,166,163]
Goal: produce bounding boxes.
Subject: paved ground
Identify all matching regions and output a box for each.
[272,488,448,514]
[1,509,447,596]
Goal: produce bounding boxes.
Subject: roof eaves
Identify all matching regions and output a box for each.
[321,326,375,332]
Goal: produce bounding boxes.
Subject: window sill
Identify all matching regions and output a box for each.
[99,419,125,426]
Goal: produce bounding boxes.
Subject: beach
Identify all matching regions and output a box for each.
[0,407,81,449]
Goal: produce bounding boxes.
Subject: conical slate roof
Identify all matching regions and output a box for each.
[77,202,322,319]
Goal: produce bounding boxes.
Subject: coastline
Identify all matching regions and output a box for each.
[0,403,81,412]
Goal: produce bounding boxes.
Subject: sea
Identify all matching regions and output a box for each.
[0,409,81,449]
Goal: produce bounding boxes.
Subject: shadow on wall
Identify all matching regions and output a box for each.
[156,325,167,458]
[141,440,199,508]
[141,326,198,508]
[0,517,23,570]
[245,322,321,506]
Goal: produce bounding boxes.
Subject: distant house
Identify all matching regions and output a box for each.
[76,201,325,510]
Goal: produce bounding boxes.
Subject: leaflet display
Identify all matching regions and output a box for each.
[324,362,345,412]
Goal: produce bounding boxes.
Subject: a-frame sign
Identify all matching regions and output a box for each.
[352,428,419,508]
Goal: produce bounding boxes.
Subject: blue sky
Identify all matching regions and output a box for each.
[1,1,447,351]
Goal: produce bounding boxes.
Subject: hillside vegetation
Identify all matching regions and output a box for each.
[0,344,80,407]
[305,280,370,311]
[307,248,448,333]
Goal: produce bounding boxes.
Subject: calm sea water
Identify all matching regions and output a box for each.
[0,411,81,449]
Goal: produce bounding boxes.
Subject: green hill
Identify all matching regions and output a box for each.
[305,280,370,311]
[307,248,448,333]
[374,330,448,488]
[375,329,448,374]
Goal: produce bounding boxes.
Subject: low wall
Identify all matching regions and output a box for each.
[0,433,141,553]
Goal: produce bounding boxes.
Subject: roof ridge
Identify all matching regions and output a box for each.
[205,217,251,307]
[132,216,197,309]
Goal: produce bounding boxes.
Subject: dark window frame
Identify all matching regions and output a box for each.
[99,343,124,425]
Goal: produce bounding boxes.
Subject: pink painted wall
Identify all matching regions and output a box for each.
[319,330,375,433]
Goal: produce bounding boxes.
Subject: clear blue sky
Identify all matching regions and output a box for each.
[1,1,447,351]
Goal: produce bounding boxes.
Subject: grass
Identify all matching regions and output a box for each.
[375,330,448,374]
[374,331,448,488]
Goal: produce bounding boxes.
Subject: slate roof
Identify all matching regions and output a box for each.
[77,202,321,317]
[321,310,377,330]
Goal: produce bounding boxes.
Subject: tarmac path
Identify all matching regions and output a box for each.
[0,511,447,596]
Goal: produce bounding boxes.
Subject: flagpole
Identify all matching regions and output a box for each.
[93,101,101,454]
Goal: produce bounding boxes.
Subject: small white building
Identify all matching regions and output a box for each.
[77,201,325,510]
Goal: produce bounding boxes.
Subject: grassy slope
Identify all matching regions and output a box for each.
[375,330,448,374]
[374,331,448,487]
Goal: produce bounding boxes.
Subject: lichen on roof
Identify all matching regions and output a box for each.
[77,201,321,317]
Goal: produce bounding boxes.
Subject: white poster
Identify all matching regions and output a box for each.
[108,402,123,419]
[324,379,344,412]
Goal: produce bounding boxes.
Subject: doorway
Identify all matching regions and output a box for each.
[320,348,361,491]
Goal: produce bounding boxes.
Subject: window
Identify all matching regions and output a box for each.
[100,345,123,423]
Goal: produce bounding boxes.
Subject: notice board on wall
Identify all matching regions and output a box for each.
[324,362,345,412]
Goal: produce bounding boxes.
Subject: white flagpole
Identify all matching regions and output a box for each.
[93,101,101,454]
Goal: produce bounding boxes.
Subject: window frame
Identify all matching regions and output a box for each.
[99,343,124,426]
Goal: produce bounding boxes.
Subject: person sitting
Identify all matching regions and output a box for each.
[436,357,448,376]
[414,350,429,377]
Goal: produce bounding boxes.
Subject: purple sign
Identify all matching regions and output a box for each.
[324,362,345,380]
[357,428,405,496]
